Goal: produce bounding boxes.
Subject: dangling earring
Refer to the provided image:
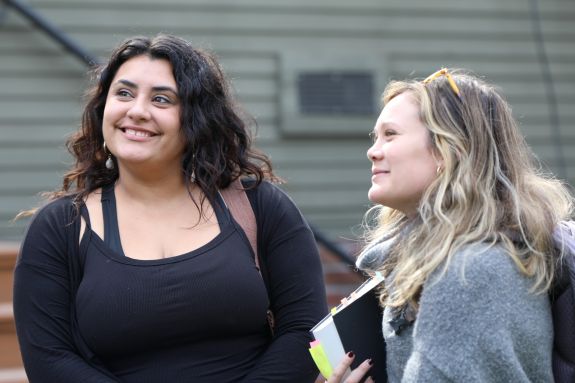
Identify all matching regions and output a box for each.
[436,165,442,175]
[190,154,196,182]
[103,142,114,170]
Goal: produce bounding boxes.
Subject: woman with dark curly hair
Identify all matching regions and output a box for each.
[13,34,327,383]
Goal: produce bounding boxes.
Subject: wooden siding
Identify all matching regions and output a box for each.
[0,0,574,242]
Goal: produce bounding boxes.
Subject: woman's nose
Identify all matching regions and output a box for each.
[127,98,151,121]
[367,144,383,161]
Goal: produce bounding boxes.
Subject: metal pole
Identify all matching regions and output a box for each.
[529,0,567,180]
[3,0,100,67]
[310,224,359,268]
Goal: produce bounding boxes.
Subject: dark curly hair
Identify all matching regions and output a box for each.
[50,34,277,208]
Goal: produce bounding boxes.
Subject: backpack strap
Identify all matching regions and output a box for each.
[551,220,575,383]
[220,178,275,335]
[220,178,259,270]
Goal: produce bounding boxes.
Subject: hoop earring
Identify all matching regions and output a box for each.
[103,142,114,170]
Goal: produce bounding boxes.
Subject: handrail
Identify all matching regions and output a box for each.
[2,0,99,67]
[529,0,566,180]
[309,224,359,269]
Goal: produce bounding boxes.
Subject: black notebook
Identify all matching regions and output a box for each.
[310,274,387,382]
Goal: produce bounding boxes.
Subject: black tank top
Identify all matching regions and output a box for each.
[99,184,231,257]
[75,185,271,382]
[100,185,125,256]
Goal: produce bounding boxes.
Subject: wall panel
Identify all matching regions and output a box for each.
[1,0,573,242]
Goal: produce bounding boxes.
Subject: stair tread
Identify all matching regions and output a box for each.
[0,242,18,272]
[0,242,19,255]
[0,368,27,383]
[0,303,13,321]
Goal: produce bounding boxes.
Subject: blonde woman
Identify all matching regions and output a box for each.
[328,69,574,382]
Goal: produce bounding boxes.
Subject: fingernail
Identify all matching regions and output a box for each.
[368,359,374,366]
[347,351,355,358]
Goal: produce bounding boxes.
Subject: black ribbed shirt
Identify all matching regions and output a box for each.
[14,181,328,382]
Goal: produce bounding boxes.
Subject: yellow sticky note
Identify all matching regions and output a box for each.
[309,340,333,379]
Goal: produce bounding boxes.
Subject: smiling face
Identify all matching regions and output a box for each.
[367,92,440,216]
[102,55,184,172]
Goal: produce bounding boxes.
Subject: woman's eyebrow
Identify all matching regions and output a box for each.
[115,79,137,88]
[114,79,178,95]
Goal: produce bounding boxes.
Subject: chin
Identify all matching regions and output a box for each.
[367,188,386,205]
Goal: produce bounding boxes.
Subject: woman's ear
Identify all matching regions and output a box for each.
[436,157,444,174]
[431,150,444,175]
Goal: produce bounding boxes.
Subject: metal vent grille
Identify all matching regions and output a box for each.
[298,71,374,115]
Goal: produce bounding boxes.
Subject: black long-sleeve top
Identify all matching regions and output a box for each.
[13,181,328,382]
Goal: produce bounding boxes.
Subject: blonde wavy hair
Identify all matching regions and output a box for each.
[365,68,573,309]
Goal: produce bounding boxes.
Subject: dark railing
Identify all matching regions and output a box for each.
[2,0,100,66]
[529,0,566,180]
[310,224,357,267]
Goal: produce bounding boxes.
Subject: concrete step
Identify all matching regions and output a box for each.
[0,303,22,369]
[0,243,19,303]
[0,303,27,381]
[0,368,27,383]
[0,243,24,375]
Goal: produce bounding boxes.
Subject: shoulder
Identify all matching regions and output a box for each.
[244,179,290,201]
[243,179,312,237]
[417,241,548,333]
[420,243,535,311]
[28,195,78,228]
[19,196,79,266]
[415,242,552,346]
[24,195,79,237]
[440,242,519,287]
[410,242,553,381]
[244,179,302,214]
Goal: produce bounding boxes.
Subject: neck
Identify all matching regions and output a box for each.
[114,170,192,205]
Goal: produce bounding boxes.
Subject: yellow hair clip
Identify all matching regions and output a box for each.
[422,68,461,97]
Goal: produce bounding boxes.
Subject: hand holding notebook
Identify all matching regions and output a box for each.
[309,273,387,382]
